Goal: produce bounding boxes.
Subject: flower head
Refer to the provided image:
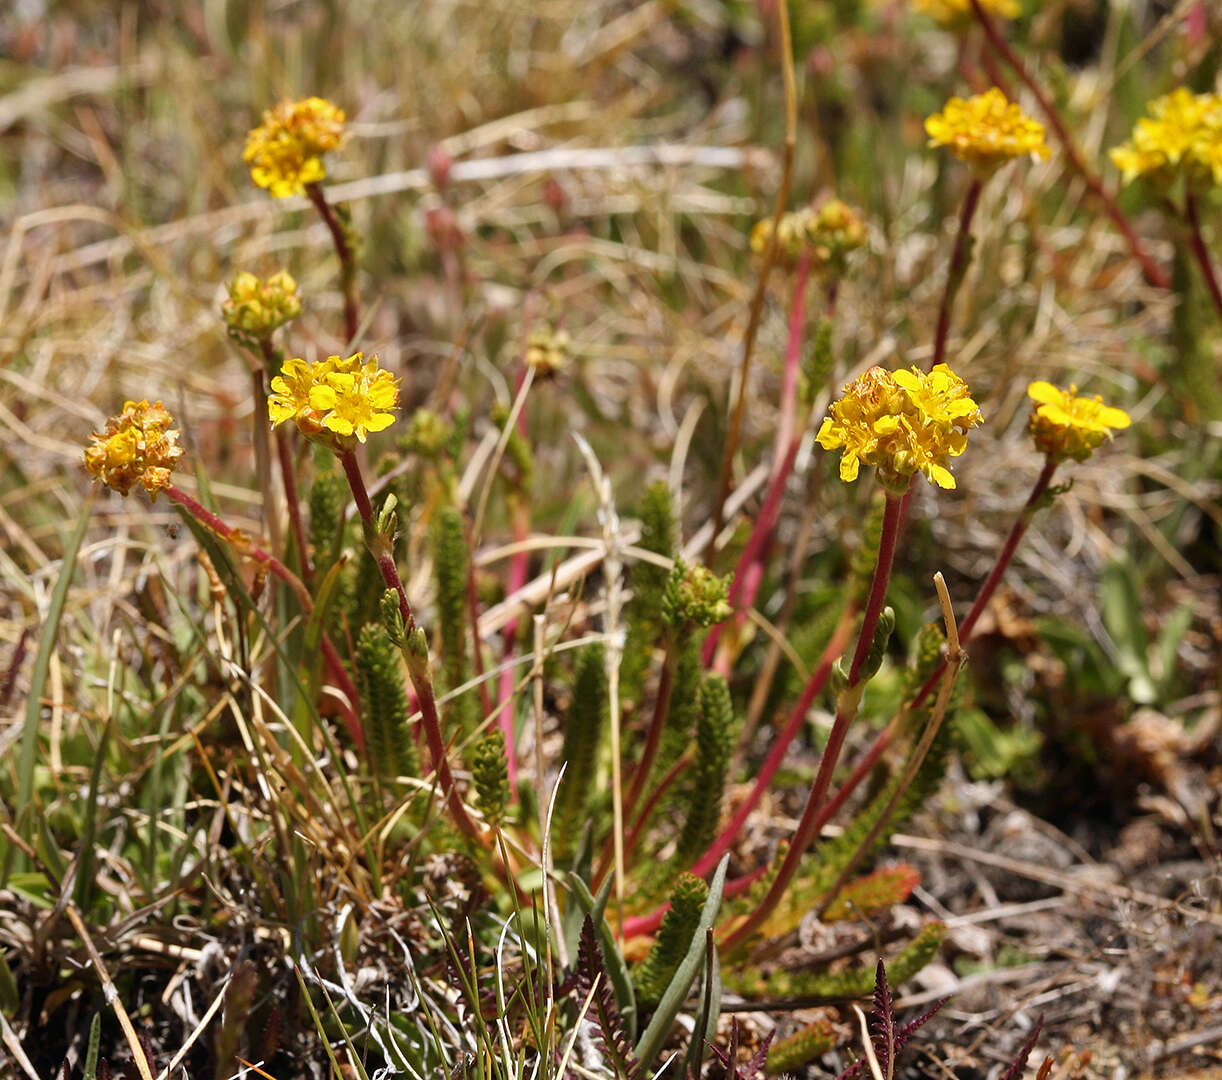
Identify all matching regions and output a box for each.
[268,352,399,449]
[84,400,184,499]
[912,0,1020,29]
[817,363,983,490]
[750,198,867,275]
[525,326,571,377]
[1026,380,1130,462]
[244,97,346,198]
[925,88,1051,173]
[1109,87,1222,188]
[222,269,301,341]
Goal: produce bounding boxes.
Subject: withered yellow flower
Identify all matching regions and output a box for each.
[84,400,184,499]
[269,352,399,448]
[1026,381,1131,462]
[749,199,866,274]
[1109,87,1222,187]
[817,363,983,490]
[222,270,301,340]
[913,0,1020,28]
[926,88,1051,173]
[244,97,346,198]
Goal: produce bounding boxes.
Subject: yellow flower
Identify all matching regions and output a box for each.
[84,400,184,499]
[1109,87,1222,187]
[268,357,318,429]
[817,364,983,489]
[244,97,346,198]
[925,88,1051,173]
[222,269,301,340]
[912,0,1020,28]
[525,327,571,376]
[268,352,399,448]
[1026,381,1130,462]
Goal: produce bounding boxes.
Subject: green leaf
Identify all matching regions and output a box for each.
[6,496,92,883]
[634,854,728,1065]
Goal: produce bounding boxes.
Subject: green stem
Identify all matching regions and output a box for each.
[258,339,312,585]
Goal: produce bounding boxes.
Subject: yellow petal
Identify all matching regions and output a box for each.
[1026,380,1062,406]
[1097,405,1131,429]
[839,451,860,482]
[928,463,956,489]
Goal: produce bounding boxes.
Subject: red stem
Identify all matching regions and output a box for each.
[690,608,855,879]
[621,642,678,817]
[305,182,360,343]
[910,457,1058,709]
[968,0,1170,290]
[931,178,983,372]
[702,435,802,667]
[164,483,363,749]
[339,450,478,838]
[722,488,907,950]
[1185,192,1222,324]
[847,490,906,684]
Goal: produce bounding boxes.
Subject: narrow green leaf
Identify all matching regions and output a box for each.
[6,495,92,882]
[633,854,728,1065]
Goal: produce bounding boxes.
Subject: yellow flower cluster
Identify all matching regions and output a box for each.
[268,352,399,448]
[525,326,571,377]
[244,97,346,198]
[1026,381,1130,462]
[1109,87,1222,188]
[817,363,983,490]
[913,0,1020,28]
[84,400,184,499]
[221,270,302,340]
[749,199,867,273]
[926,88,1051,173]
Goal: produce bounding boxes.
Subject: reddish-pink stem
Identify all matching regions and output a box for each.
[691,608,855,879]
[1186,192,1222,324]
[931,178,983,372]
[911,458,1057,709]
[968,0,1170,290]
[621,863,769,939]
[305,182,360,343]
[164,483,363,750]
[702,435,802,668]
[339,450,478,838]
[723,488,907,950]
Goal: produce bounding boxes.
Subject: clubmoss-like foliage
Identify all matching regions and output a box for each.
[470,729,510,827]
[623,481,678,695]
[765,1017,836,1076]
[555,642,607,856]
[633,872,709,1006]
[354,623,418,779]
[433,505,477,735]
[672,673,737,869]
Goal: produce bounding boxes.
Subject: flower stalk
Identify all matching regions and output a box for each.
[162,482,363,748]
[306,182,360,344]
[721,486,908,950]
[1185,192,1222,323]
[338,449,479,839]
[967,0,1170,289]
[931,177,982,371]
